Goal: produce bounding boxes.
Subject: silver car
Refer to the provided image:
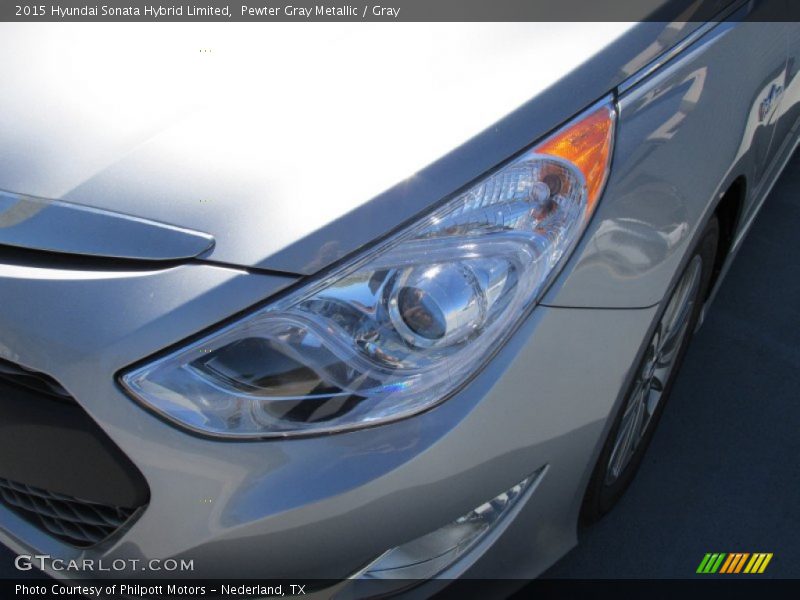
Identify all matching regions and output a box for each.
[1,9,798,594]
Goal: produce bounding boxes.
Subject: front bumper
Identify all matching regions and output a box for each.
[0,259,656,580]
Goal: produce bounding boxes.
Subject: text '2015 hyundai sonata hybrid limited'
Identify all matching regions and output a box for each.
[1,9,799,595]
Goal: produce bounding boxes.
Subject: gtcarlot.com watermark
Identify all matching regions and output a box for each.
[15,554,194,573]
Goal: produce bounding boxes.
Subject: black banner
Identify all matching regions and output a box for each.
[3,579,800,600]
[2,0,798,23]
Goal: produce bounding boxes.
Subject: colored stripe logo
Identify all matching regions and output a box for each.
[697,553,773,574]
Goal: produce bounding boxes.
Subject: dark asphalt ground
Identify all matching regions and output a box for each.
[1,152,798,584]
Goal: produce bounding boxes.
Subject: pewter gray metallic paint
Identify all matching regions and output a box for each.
[0,190,214,261]
[0,22,697,274]
[545,17,799,308]
[1,10,799,583]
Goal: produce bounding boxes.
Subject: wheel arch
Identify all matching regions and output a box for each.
[707,175,747,300]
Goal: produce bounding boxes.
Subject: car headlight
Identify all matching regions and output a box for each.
[120,98,615,438]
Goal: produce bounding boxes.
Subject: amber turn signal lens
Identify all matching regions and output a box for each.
[534,102,615,211]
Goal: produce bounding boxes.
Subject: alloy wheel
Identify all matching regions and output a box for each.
[605,255,704,485]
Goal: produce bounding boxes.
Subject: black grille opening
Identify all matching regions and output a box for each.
[0,362,150,547]
[0,477,138,547]
[0,357,72,402]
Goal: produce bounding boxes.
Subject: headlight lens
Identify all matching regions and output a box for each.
[121,99,615,438]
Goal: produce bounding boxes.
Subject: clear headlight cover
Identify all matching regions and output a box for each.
[121,99,615,438]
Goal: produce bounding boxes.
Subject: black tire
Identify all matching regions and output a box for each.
[580,215,719,524]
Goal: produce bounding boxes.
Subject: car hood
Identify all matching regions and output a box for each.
[0,22,696,274]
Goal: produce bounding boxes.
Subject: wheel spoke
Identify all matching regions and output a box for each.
[607,380,646,483]
[645,375,664,414]
[629,388,648,452]
[659,256,702,354]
